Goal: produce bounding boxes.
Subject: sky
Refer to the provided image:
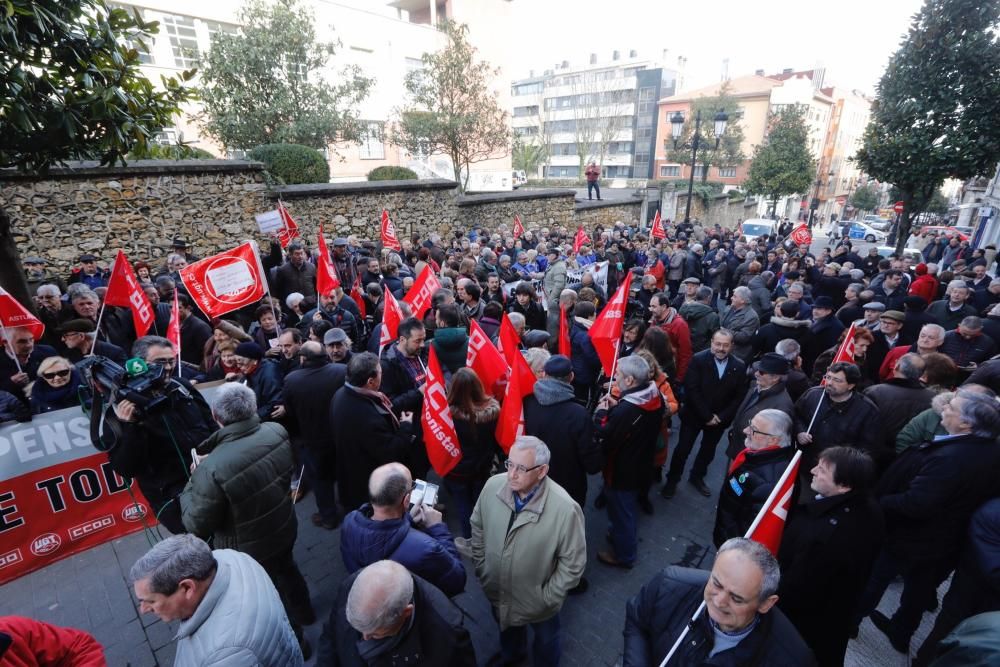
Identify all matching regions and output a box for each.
[504,0,927,95]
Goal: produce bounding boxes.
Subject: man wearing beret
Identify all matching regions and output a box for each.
[724,353,795,463]
[233,341,285,422]
[60,319,127,367]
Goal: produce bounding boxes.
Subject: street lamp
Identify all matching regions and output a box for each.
[670,108,728,224]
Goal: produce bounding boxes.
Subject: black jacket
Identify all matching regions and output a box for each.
[447,400,500,481]
[752,316,810,358]
[713,446,797,547]
[966,358,1000,393]
[941,330,998,366]
[508,299,547,332]
[594,382,664,491]
[802,315,845,376]
[863,378,934,457]
[793,387,881,469]
[179,315,213,367]
[523,378,601,505]
[316,572,476,667]
[380,344,425,414]
[778,491,885,666]
[623,566,816,667]
[244,358,284,421]
[282,358,345,475]
[274,259,317,301]
[680,350,747,427]
[725,382,795,459]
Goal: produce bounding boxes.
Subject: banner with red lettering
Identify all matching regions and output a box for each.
[0,287,44,341]
[381,209,402,251]
[379,290,404,354]
[589,270,633,376]
[789,223,812,247]
[467,319,509,398]
[403,266,442,321]
[746,450,801,555]
[316,226,341,296]
[512,214,525,240]
[650,210,666,240]
[179,242,266,318]
[103,250,154,337]
[420,346,463,477]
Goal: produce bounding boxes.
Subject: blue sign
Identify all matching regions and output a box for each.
[848,224,866,240]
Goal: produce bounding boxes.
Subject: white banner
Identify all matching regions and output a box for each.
[566,261,609,293]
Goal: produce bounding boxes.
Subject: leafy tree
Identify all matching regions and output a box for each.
[665,81,747,183]
[854,0,1000,253]
[849,184,879,212]
[248,143,329,184]
[393,21,509,191]
[198,0,372,151]
[512,136,547,177]
[926,190,950,215]
[0,0,194,308]
[744,106,815,215]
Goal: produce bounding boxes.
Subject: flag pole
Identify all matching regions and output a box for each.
[805,391,825,434]
[0,322,23,373]
[89,301,108,357]
[174,292,182,377]
[602,335,623,400]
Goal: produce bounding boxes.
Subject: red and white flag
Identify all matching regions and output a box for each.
[381,209,402,251]
[403,265,442,321]
[421,346,463,477]
[558,305,572,357]
[789,223,813,247]
[166,290,180,349]
[819,323,857,386]
[0,287,44,340]
[179,242,266,319]
[316,226,341,296]
[589,270,633,376]
[571,226,592,255]
[351,274,367,320]
[746,450,801,555]
[467,318,509,398]
[650,210,666,240]
[379,289,404,354]
[103,250,155,338]
[512,214,525,240]
[276,201,301,248]
[495,314,536,453]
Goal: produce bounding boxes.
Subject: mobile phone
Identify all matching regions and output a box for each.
[410,479,439,507]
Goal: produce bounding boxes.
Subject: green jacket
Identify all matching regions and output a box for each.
[679,301,721,353]
[180,416,297,562]
[470,474,586,630]
[895,407,946,452]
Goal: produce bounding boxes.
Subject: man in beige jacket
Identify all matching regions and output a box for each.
[470,436,586,665]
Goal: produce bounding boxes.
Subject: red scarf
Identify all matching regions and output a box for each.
[728,445,784,475]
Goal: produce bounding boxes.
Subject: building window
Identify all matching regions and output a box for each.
[162,14,199,68]
[692,165,706,178]
[639,87,656,100]
[359,122,385,160]
[513,105,538,118]
[545,166,579,178]
[635,151,650,165]
[636,127,653,141]
[109,4,154,63]
[637,101,655,115]
[205,20,238,45]
[660,165,681,178]
[514,126,538,137]
[718,167,737,178]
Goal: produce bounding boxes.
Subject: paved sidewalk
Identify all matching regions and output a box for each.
[0,432,938,666]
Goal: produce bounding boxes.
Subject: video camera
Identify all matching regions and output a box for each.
[76,355,172,420]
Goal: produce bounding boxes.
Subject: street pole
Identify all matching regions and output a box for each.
[683,110,702,224]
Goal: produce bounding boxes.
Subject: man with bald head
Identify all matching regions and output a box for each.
[317,560,475,666]
[339,463,466,597]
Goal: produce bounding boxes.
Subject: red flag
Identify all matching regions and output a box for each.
[650,210,666,240]
[558,305,571,357]
[746,451,801,555]
[381,209,402,252]
[819,323,857,386]
[589,270,633,376]
[467,318,509,397]
[179,242,266,318]
[403,265,442,321]
[421,346,463,476]
[572,226,592,255]
[103,250,154,337]
[379,289,404,354]
[351,274,367,320]
[495,314,537,453]
[0,287,44,340]
[316,226,341,296]
[512,214,525,240]
[276,201,301,248]
[789,223,812,247]
[166,290,180,349]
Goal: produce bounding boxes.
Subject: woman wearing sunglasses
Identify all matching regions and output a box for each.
[30,356,87,414]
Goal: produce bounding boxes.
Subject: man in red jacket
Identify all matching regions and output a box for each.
[585,162,602,200]
[908,263,939,304]
[0,616,105,666]
[649,292,693,381]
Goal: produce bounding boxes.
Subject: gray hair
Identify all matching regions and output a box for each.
[775,338,801,360]
[285,292,304,309]
[716,537,781,601]
[754,409,792,448]
[129,534,217,594]
[695,285,714,302]
[954,388,1000,439]
[212,383,257,425]
[507,312,526,330]
[849,269,865,282]
[921,323,946,340]
[960,316,984,330]
[927,263,939,275]
[895,353,926,381]
[617,354,651,385]
[732,286,752,303]
[524,347,551,375]
[786,282,804,295]
[931,391,955,415]
[346,561,414,635]
[131,335,174,360]
[946,279,969,294]
[36,284,61,297]
[70,289,99,303]
[512,435,551,465]
[65,283,91,300]
[846,282,865,296]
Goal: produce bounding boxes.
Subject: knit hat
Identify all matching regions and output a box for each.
[234,342,264,360]
[544,354,573,378]
[915,263,928,276]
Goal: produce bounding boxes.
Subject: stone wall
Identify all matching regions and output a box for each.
[456,189,576,231]
[664,187,760,229]
[574,199,643,228]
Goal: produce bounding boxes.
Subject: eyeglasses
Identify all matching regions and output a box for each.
[505,460,544,474]
[749,425,777,438]
[42,369,71,380]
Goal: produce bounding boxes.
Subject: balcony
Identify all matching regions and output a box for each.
[387,0,449,26]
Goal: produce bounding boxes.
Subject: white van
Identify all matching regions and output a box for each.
[739,218,777,242]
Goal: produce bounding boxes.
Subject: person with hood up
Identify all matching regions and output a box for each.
[428,304,468,379]
[678,286,720,353]
[747,271,774,323]
[909,262,940,304]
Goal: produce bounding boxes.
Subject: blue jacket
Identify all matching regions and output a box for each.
[339,504,466,598]
[569,321,602,385]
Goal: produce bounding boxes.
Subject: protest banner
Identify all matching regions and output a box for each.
[566,260,609,292]
[179,242,267,318]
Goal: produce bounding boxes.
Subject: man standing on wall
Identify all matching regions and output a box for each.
[586,162,602,201]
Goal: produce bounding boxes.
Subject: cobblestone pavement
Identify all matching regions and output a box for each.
[0,427,937,666]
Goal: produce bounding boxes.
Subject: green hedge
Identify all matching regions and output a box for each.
[248,144,329,184]
[127,143,216,160]
[367,165,418,181]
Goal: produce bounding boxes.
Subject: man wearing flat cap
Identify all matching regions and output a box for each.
[331,237,358,288]
[67,253,108,290]
[60,319,127,367]
[724,353,795,463]
[857,301,886,332]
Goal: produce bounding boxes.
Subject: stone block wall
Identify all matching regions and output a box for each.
[574,199,643,228]
[456,190,576,232]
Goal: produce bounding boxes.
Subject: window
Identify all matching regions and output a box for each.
[545,166,579,178]
[635,151,650,165]
[359,122,385,160]
[153,128,178,146]
[513,106,538,118]
[636,127,653,141]
[108,4,154,63]
[692,165,706,178]
[660,165,681,178]
[638,101,655,115]
[162,14,199,68]
[718,167,737,178]
[514,126,538,137]
[639,87,656,101]
[205,20,238,46]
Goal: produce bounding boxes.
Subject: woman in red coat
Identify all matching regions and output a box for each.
[909,263,940,305]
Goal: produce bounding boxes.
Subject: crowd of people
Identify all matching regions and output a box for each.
[3,219,1000,667]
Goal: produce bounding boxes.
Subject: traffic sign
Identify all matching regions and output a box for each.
[894,201,905,214]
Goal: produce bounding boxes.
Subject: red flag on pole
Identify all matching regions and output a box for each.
[571,227,591,255]
[403,265,442,321]
[351,274,367,320]
[421,346,464,476]
[381,209,402,251]
[650,210,666,240]
[745,450,802,555]
[589,270,633,376]
[495,314,536,453]
[819,322,857,386]
[316,226,341,296]
[512,214,525,240]
[789,223,812,247]
[276,201,301,248]
[467,318,509,397]
[558,305,571,357]
[166,290,180,349]
[103,250,155,337]
[379,289,404,354]
[179,242,266,319]
[0,287,44,341]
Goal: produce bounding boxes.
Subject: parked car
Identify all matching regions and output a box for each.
[738,218,777,242]
[918,225,969,241]
[876,246,923,263]
[863,214,892,231]
[847,221,888,244]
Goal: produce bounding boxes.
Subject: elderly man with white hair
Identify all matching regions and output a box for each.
[927,279,978,330]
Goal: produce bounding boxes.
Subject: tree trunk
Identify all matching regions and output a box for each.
[0,205,34,313]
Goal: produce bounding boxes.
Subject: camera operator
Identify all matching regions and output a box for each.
[102,335,217,533]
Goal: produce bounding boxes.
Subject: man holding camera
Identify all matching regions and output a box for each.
[102,336,216,533]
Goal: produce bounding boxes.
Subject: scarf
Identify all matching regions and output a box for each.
[347,383,399,429]
[728,445,784,475]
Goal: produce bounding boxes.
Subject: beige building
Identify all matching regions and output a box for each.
[112,0,512,185]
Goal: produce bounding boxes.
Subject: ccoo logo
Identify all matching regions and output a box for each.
[31,533,62,556]
[122,504,148,522]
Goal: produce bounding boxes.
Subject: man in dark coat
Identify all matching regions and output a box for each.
[282,341,345,529]
[900,295,937,344]
[854,388,1000,654]
[678,285,720,353]
[316,560,476,667]
[778,447,884,667]
[623,538,815,666]
[274,242,317,302]
[802,296,845,376]
[331,352,418,512]
[725,353,795,461]
[663,329,747,499]
[233,342,284,422]
[176,294,212,367]
[380,317,427,414]
[752,300,810,358]
[59,318,127,367]
[863,353,934,460]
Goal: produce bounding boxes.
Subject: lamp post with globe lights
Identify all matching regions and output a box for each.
[670,108,728,224]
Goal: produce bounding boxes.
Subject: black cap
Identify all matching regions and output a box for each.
[59,319,96,334]
[543,354,573,377]
[813,296,835,310]
[754,353,790,375]
[79,254,98,263]
[234,342,264,360]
